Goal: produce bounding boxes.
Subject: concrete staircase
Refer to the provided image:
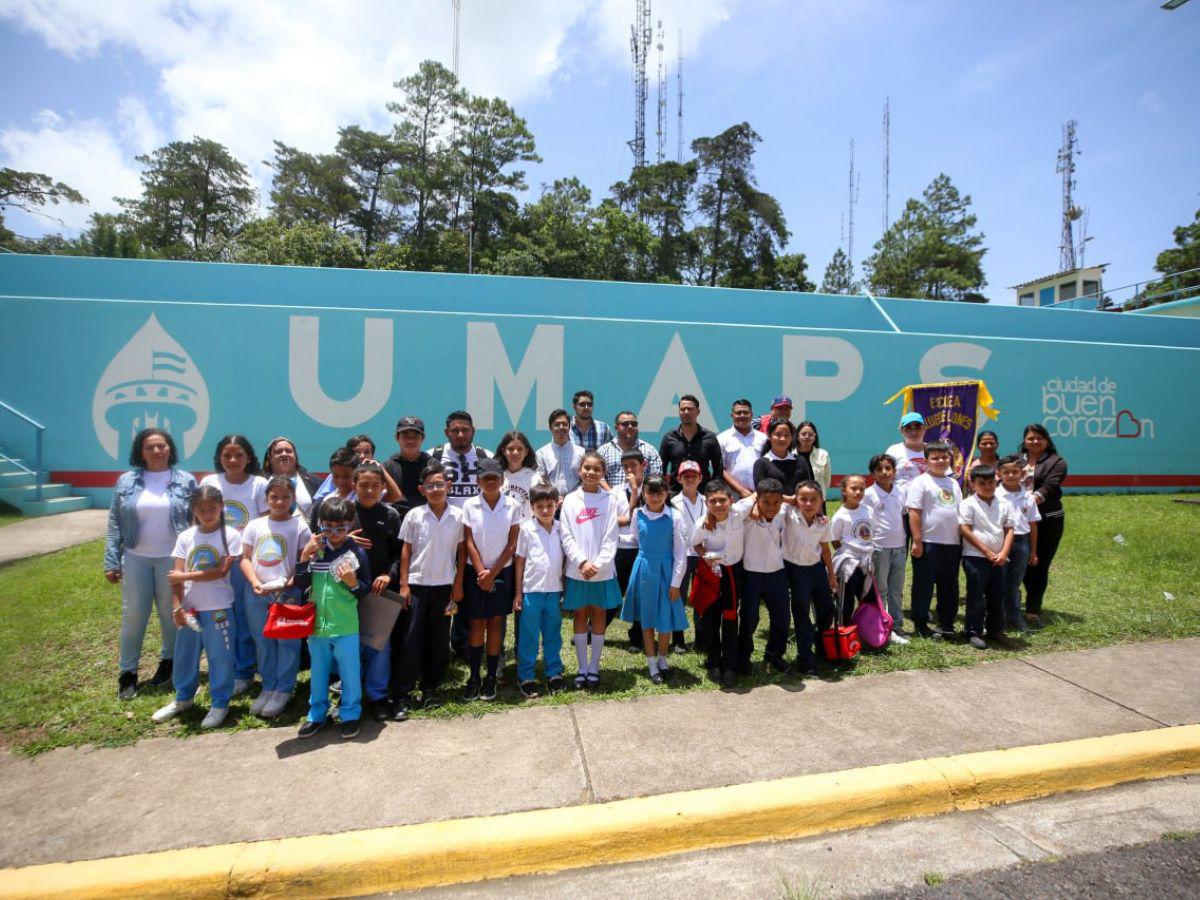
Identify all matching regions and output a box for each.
[0,456,93,518]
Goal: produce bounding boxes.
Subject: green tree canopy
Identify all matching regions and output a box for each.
[226,217,363,268]
[820,247,856,294]
[1143,207,1200,305]
[864,173,986,301]
[118,137,257,259]
[267,141,360,232]
[336,125,407,253]
[0,167,85,245]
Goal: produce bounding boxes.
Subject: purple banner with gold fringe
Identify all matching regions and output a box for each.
[886,380,998,485]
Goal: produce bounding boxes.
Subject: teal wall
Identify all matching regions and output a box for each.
[2,255,1198,496]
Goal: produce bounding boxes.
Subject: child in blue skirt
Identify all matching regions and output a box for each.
[620,476,688,684]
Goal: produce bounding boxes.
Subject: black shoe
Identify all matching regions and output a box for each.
[463,677,481,701]
[519,680,540,699]
[340,719,360,740]
[989,633,1015,649]
[419,691,441,710]
[763,655,785,675]
[148,659,173,688]
[721,670,738,689]
[914,624,935,639]
[117,670,138,700]
[370,698,391,722]
[933,625,959,640]
[706,666,721,682]
[481,676,498,701]
[298,719,325,739]
[392,697,411,721]
[547,675,565,693]
[792,660,817,676]
[650,671,664,685]
[585,673,601,691]
[1025,614,1045,630]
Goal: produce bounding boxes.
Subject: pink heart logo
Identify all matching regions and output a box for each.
[1116,409,1142,439]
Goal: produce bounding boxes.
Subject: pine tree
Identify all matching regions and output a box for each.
[820,247,857,294]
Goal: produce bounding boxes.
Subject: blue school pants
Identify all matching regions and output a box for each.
[738,569,790,668]
[229,565,258,682]
[910,542,961,630]
[360,641,391,702]
[1004,534,1031,629]
[172,608,235,708]
[962,555,1006,638]
[785,561,834,667]
[517,591,564,682]
[245,593,301,694]
[308,634,362,723]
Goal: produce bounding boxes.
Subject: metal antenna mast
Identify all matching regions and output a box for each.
[881,97,891,234]
[451,0,461,80]
[627,0,650,169]
[655,19,665,164]
[1056,119,1081,271]
[676,29,684,162]
[847,138,860,274]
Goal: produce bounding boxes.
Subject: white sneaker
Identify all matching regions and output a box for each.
[152,699,193,723]
[201,707,229,729]
[889,631,911,646]
[250,690,274,717]
[232,678,252,697]
[260,691,292,719]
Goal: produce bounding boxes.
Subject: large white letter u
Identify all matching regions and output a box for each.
[289,316,393,427]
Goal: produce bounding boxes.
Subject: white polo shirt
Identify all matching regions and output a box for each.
[670,492,706,558]
[958,494,1020,557]
[718,426,766,491]
[462,493,519,569]
[996,485,1042,537]
[516,519,565,594]
[733,496,785,573]
[863,482,906,550]
[783,506,830,567]
[690,508,745,566]
[399,504,464,586]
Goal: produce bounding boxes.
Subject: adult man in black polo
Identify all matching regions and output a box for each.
[659,394,723,494]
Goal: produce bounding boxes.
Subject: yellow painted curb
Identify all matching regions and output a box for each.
[2,724,1198,899]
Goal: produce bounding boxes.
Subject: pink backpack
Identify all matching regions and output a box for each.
[850,578,894,649]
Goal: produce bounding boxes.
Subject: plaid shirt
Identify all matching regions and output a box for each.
[570,418,613,451]
[598,439,663,485]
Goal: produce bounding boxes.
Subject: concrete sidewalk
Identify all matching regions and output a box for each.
[0,509,106,566]
[1,638,1196,869]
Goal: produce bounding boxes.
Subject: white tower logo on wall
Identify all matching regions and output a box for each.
[91,314,210,460]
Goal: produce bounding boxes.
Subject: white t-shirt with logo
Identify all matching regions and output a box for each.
[399,504,465,586]
[560,487,621,582]
[502,467,541,522]
[863,482,906,550]
[241,515,312,585]
[516,519,565,594]
[718,426,767,491]
[906,473,963,546]
[958,494,1021,558]
[996,485,1042,537]
[171,525,242,611]
[830,504,876,555]
[200,473,268,533]
[886,442,928,505]
[436,445,493,508]
[462,493,520,570]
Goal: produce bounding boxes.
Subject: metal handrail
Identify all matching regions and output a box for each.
[1049,265,1200,311]
[0,400,45,501]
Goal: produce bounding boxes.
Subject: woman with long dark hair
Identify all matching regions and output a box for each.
[1018,423,1068,628]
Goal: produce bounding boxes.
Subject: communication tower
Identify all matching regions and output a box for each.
[627,0,651,169]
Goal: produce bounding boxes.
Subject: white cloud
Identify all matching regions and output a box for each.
[0,1,731,232]
[0,107,142,231]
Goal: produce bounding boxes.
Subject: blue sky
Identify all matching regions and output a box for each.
[2,0,1197,303]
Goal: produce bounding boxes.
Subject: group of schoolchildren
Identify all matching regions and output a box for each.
[152,405,1042,741]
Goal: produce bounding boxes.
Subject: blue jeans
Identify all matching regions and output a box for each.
[230,565,257,681]
[517,591,564,682]
[785,561,834,666]
[245,593,301,693]
[1004,535,1032,629]
[360,641,391,702]
[872,546,907,629]
[173,608,236,707]
[308,634,361,723]
[739,569,790,668]
[118,552,176,673]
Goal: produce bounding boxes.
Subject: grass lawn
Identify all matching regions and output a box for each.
[1,495,1197,755]
[0,502,23,528]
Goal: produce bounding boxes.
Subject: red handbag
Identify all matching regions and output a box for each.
[688,561,721,615]
[821,624,861,661]
[263,600,315,639]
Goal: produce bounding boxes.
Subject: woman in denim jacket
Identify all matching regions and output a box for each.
[104,428,197,699]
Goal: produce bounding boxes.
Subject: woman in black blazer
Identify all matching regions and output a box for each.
[1018,423,1068,628]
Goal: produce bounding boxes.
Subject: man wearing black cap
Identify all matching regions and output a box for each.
[383,416,431,521]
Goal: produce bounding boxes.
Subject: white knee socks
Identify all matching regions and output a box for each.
[574,633,588,673]
[588,634,605,674]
